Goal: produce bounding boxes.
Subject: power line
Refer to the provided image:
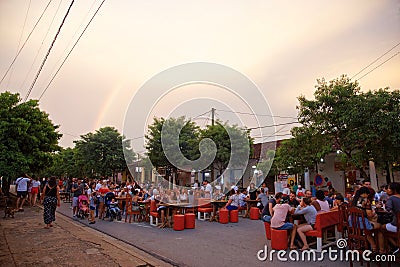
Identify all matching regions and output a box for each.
[215,109,297,119]
[41,0,98,90]
[6,0,32,88]
[351,41,400,80]
[19,0,63,91]
[0,0,53,87]
[38,0,106,101]
[356,51,400,81]
[24,0,75,102]
[247,121,299,130]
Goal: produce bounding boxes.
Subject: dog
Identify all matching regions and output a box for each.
[3,198,15,219]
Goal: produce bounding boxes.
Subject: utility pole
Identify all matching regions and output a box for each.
[211,108,215,126]
[211,107,215,182]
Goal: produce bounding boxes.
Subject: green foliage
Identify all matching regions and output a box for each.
[145,117,253,178]
[145,117,200,170]
[200,121,253,173]
[74,126,130,177]
[275,126,332,173]
[0,92,61,179]
[282,75,400,174]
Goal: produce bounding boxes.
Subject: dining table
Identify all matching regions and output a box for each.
[243,199,260,218]
[157,202,193,228]
[209,200,228,222]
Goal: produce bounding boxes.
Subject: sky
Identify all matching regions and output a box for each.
[1,0,399,150]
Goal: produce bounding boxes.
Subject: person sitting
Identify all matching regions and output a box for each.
[351,186,384,253]
[289,191,300,207]
[239,189,247,208]
[311,190,330,213]
[270,196,297,250]
[157,192,171,228]
[262,192,282,222]
[247,183,258,200]
[381,182,400,253]
[305,189,315,200]
[282,184,291,196]
[330,193,345,211]
[224,188,240,211]
[296,185,305,198]
[256,188,269,212]
[293,197,317,250]
[108,198,122,221]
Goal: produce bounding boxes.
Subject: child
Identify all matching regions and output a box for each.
[89,191,96,224]
[109,198,122,221]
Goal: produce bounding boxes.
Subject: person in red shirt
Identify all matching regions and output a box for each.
[97,181,110,219]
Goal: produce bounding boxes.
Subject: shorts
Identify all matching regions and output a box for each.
[386,223,397,233]
[262,215,272,223]
[17,191,28,199]
[31,187,39,194]
[72,197,79,207]
[226,205,238,211]
[348,216,373,230]
[275,222,294,230]
[90,206,96,211]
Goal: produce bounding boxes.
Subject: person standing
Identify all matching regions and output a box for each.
[40,177,60,229]
[15,174,31,211]
[71,178,83,217]
[30,176,41,207]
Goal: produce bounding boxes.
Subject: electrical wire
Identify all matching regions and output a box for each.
[356,51,400,81]
[247,121,299,130]
[24,0,75,102]
[351,41,400,80]
[0,0,53,87]
[38,0,106,101]
[19,0,63,91]
[6,0,31,88]
[41,0,97,90]
[215,109,297,119]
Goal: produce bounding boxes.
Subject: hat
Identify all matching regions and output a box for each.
[298,185,302,188]
[215,185,221,190]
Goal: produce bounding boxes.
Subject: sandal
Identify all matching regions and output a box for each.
[290,246,298,250]
[301,246,310,251]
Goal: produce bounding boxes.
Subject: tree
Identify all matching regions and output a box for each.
[296,75,400,179]
[145,117,200,175]
[274,126,332,174]
[41,147,81,178]
[74,126,131,178]
[0,92,61,180]
[200,121,253,179]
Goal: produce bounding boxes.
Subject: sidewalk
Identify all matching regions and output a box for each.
[0,205,173,267]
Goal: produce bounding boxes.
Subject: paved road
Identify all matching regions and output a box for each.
[57,202,371,267]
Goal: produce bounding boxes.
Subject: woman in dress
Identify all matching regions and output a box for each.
[40,176,60,229]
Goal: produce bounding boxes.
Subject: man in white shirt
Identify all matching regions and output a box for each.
[203,180,213,199]
[282,184,291,196]
[15,174,31,211]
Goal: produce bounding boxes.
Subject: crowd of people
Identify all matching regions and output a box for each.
[7,174,400,254]
[262,179,400,253]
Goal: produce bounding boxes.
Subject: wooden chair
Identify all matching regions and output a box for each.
[149,200,160,226]
[385,212,400,265]
[125,197,142,223]
[347,207,371,267]
[338,202,349,238]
